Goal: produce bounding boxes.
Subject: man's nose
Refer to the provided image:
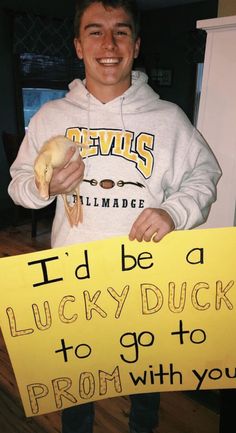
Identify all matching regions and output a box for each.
[102,31,116,49]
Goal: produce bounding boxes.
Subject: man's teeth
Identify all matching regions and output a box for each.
[98,58,120,64]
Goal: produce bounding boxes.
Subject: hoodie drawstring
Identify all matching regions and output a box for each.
[84,92,91,178]
[120,96,126,139]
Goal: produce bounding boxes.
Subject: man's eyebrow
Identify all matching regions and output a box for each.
[84,23,103,31]
[116,22,133,30]
[84,22,133,31]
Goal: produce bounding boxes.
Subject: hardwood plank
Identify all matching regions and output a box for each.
[0,220,51,258]
[0,390,47,433]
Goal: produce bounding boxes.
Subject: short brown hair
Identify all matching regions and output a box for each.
[74,0,140,39]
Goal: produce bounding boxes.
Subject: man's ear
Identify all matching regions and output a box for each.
[74,38,83,60]
[134,37,141,59]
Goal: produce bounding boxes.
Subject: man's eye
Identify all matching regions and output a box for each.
[90,31,102,36]
[115,31,128,36]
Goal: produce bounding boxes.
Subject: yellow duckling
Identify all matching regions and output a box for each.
[34,135,84,227]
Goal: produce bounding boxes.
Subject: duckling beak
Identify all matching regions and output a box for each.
[34,155,53,200]
[35,174,50,200]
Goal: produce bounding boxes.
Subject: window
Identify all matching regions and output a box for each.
[193,63,204,126]
[22,87,67,128]
[12,13,85,135]
[15,52,85,133]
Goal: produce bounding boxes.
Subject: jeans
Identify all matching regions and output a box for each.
[61,393,160,433]
[62,402,94,433]
[129,393,160,432]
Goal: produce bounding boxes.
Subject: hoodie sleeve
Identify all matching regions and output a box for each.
[159,112,222,230]
[8,127,55,210]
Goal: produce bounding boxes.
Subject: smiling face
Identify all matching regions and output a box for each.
[74,2,140,102]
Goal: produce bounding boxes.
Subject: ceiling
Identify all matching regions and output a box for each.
[138,0,205,10]
[0,0,206,19]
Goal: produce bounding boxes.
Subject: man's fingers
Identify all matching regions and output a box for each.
[129,209,152,241]
[49,153,85,196]
[152,227,168,242]
[62,146,76,168]
[129,208,175,242]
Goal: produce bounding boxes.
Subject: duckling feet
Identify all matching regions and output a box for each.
[62,193,83,227]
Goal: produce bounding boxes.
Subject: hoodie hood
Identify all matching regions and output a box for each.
[66,70,160,114]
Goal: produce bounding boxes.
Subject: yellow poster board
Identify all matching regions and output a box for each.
[0,227,235,417]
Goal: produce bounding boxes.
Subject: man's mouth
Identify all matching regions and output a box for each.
[97,58,121,65]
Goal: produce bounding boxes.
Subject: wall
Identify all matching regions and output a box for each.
[140,1,218,119]
[0,8,18,222]
[218,0,236,17]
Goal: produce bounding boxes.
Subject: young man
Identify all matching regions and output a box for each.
[8,1,221,432]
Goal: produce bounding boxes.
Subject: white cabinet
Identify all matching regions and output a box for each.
[196,15,236,228]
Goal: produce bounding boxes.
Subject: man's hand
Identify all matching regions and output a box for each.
[49,147,85,196]
[129,208,175,242]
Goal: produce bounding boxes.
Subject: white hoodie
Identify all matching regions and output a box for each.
[8,71,221,247]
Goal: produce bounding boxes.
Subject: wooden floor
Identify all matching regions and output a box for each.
[0,216,220,433]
